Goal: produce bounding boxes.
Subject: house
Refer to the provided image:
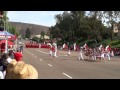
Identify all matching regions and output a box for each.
[113,23,120,36]
[34,35,50,39]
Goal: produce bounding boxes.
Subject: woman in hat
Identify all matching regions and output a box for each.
[6,61,38,79]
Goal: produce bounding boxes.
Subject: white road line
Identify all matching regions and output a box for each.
[40,59,43,61]
[36,50,39,51]
[36,50,49,54]
[36,50,60,58]
[63,55,68,56]
[48,64,53,67]
[62,73,72,79]
[59,55,68,56]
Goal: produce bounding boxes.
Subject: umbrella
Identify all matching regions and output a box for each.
[0,31,17,40]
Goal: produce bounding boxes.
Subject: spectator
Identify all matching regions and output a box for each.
[2,53,12,64]
[0,53,10,79]
[8,50,14,59]
[20,45,24,54]
[14,50,23,62]
[1,43,5,54]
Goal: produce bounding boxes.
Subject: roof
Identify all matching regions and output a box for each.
[0,31,14,36]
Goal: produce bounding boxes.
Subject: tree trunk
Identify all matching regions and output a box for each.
[110,26,113,41]
[110,32,113,41]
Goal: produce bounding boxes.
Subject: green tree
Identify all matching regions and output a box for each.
[50,11,111,45]
[103,11,120,41]
[9,26,19,37]
[25,28,31,39]
[41,30,45,39]
[9,26,16,34]
[70,11,86,42]
[3,11,9,31]
[53,11,76,43]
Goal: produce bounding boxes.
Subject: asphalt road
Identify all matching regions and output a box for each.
[22,46,120,79]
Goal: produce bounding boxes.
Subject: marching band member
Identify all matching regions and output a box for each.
[53,42,57,57]
[83,43,88,50]
[63,43,66,49]
[78,47,84,60]
[48,43,52,56]
[111,50,114,57]
[73,43,76,51]
[105,45,111,60]
[101,47,105,60]
[105,45,110,51]
[99,44,103,51]
[67,43,71,56]
[92,48,97,60]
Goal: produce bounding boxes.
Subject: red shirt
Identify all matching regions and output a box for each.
[52,46,55,52]
[14,52,23,61]
[108,47,111,51]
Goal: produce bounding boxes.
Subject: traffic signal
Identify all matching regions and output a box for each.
[0,11,4,18]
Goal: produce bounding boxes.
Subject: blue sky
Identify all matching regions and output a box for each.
[8,11,64,27]
[8,11,112,27]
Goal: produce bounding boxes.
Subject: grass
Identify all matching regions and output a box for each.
[80,39,120,48]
